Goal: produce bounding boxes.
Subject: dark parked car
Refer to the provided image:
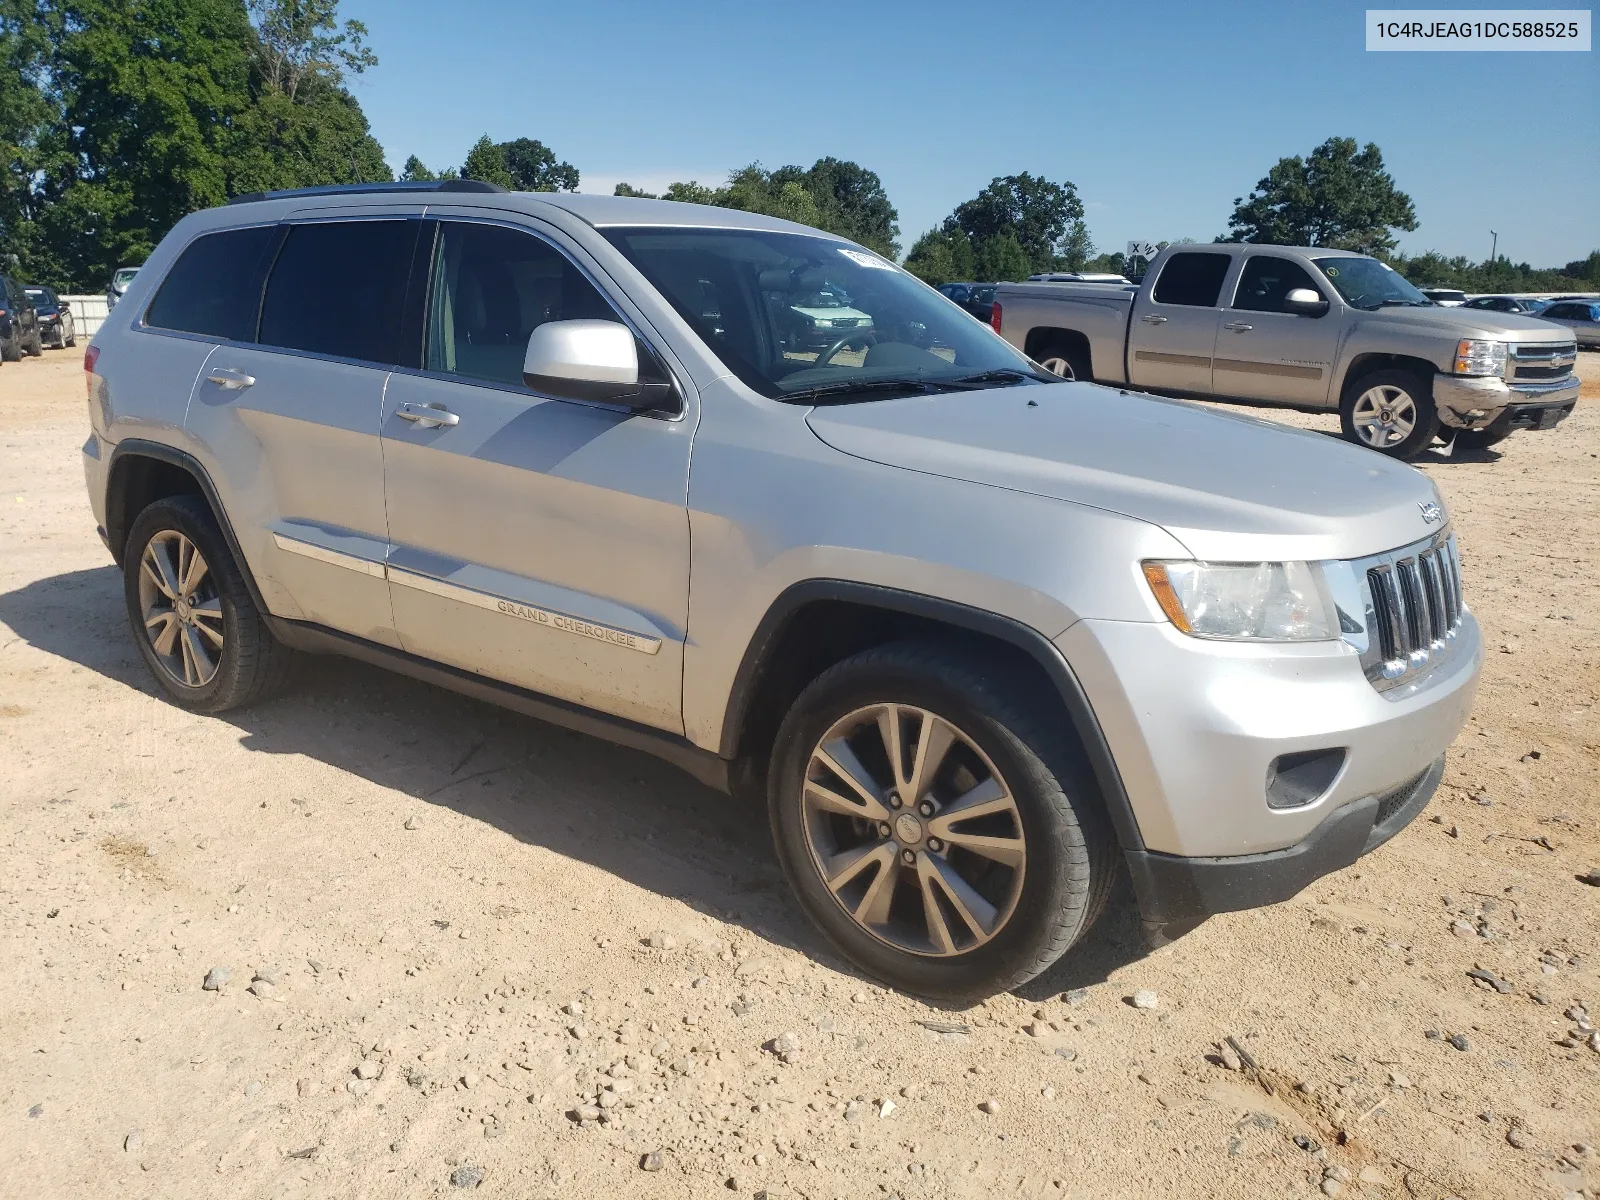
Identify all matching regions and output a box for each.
[1462,295,1548,315]
[937,281,999,323]
[0,275,43,362]
[23,286,77,349]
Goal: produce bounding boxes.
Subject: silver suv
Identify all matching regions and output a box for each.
[82,181,1482,1000]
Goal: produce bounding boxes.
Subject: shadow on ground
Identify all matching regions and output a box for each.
[0,565,1152,1006]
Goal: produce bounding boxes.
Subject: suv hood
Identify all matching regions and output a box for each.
[806,383,1447,562]
[1357,305,1572,343]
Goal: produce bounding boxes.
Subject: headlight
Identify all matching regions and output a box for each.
[1454,339,1506,376]
[1142,561,1334,641]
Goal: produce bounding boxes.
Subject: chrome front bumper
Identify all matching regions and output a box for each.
[1433,371,1580,429]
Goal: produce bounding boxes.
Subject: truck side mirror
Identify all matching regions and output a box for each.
[1284,288,1329,317]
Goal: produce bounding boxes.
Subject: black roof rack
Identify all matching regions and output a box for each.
[228,179,509,205]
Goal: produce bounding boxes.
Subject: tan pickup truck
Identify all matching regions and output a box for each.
[992,244,1579,459]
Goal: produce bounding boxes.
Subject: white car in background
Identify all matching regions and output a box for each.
[106,265,140,309]
[787,286,874,352]
[1419,287,1467,307]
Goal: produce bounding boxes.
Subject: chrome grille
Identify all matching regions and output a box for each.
[1347,532,1465,692]
[1509,342,1576,380]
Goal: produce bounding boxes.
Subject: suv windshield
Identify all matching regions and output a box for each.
[113,268,139,286]
[602,227,1044,400]
[1313,257,1432,310]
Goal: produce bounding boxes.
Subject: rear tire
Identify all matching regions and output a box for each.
[1339,369,1440,460]
[0,330,19,362]
[123,495,297,713]
[24,326,43,356]
[1034,337,1092,382]
[768,640,1117,1002]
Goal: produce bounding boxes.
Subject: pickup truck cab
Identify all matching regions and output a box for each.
[994,244,1579,458]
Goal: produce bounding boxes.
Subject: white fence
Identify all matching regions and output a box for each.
[60,295,110,339]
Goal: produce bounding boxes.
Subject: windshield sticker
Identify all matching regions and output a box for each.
[1323,266,1339,277]
[837,248,895,271]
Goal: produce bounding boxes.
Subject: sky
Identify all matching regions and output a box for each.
[339,0,1598,266]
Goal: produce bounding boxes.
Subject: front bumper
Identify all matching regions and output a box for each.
[1433,371,1579,430]
[1057,609,1479,924]
[1128,756,1442,934]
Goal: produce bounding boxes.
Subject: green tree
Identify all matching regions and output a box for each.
[973,231,1030,282]
[400,155,435,182]
[613,181,656,198]
[0,0,64,281]
[662,180,716,204]
[246,0,373,102]
[1222,137,1417,255]
[460,133,512,189]
[903,226,976,286]
[656,159,899,253]
[951,173,1086,276]
[498,137,577,191]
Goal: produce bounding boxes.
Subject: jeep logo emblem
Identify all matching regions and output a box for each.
[1418,501,1443,525]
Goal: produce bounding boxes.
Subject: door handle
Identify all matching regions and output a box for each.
[1223,322,1254,332]
[396,401,460,428]
[206,368,255,390]
[1140,314,1168,325]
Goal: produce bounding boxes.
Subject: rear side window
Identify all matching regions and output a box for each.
[145,226,277,340]
[1231,255,1323,312]
[259,220,418,364]
[1152,252,1232,307]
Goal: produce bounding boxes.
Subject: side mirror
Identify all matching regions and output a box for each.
[522,319,676,411]
[1284,287,1329,317]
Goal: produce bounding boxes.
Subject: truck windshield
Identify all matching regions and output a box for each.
[602,226,1045,401]
[1312,257,1432,310]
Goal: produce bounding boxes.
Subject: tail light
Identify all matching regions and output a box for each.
[990,302,1002,334]
[84,344,100,398]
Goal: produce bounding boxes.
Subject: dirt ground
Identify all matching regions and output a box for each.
[2,349,1597,1200]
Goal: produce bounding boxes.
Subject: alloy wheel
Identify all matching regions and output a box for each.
[1038,356,1074,379]
[1351,384,1417,448]
[138,531,224,688]
[800,703,1026,956]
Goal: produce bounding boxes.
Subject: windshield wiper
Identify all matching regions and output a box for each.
[1377,299,1432,307]
[947,368,1050,386]
[782,377,940,404]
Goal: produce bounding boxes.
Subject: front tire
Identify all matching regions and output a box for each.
[1339,369,1439,460]
[24,326,43,356]
[1452,409,1514,451]
[0,329,19,362]
[768,641,1116,1002]
[123,495,296,713]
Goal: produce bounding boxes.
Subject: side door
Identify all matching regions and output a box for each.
[1126,250,1235,394]
[379,216,692,733]
[1211,253,1342,406]
[182,214,421,645]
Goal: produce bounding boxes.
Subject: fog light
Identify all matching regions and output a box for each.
[1266,748,1346,810]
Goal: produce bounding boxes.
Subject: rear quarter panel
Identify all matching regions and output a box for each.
[995,283,1134,383]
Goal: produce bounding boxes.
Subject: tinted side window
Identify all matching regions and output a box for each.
[259,220,417,363]
[1231,255,1322,312]
[145,226,277,340]
[1152,252,1232,307]
[1545,304,1575,319]
[424,221,621,388]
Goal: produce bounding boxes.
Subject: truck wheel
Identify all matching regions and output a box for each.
[1452,410,1514,452]
[124,495,297,713]
[1034,337,1092,382]
[1339,369,1440,460]
[768,641,1117,1002]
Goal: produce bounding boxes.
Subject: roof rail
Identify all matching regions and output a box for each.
[228,179,509,205]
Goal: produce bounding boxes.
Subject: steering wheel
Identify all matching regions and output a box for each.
[814,331,875,367]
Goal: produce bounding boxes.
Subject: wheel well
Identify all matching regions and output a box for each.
[1340,353,1439,400]
[106,453,204,565]
[726,598,1099,815]
[1023,327,1091,374]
